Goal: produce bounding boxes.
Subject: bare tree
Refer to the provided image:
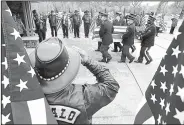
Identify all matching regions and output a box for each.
[131,1,142,14]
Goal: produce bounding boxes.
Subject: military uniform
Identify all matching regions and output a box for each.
[170,17,178,34]
[82,10,91,38]
[62,12,69,38]
[119,14,136,63]
[49,11,58,37]
[112,12,126,52]
[95,12,103,51]
[99,13,114,63]
[46,59,119,124]
[136,16,156,65]
[73,10,82,38]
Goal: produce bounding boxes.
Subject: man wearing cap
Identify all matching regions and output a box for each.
[99,12,114,63]
[29,37,119,124]
[112,12,126,52]
[82,10,91,38]
[49,10,57,37]
[95,12,103,51]
[72,10,82,38]
[119,14,136,63]
[135,15,156,65]
[61,11,69,38]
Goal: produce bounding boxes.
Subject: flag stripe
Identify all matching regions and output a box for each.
[11,101,32,124]
[27,98,47,124]
[44,98,58,124]
[134,102,153,124]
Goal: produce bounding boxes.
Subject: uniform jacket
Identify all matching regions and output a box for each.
[49,14,57,27]
[141,24,156,47]
[82,14,91,24]
[99,20,114,45]
[122,23,135,46]
[62,15,69,27]
[45,59,119,124]
[171,18,178,27]
[73,14,82,26]
[113,18,126,26]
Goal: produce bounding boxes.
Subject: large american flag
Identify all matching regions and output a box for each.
[134,20,184,124]
[1,2,57,124]
[92,26,127,42]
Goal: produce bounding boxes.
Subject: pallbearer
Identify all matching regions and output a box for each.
[135,15,156,65]
[118,14,136,63]
[99,12,114,63]
[112,12,126,52]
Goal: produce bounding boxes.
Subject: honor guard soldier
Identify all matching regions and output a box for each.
[29,37,119,124]
[99,12,114,63]
[112,12,126,52]
[73,10,82,38]
[118,14,136,63]
[135,15,156,65]
[82,10,91,38]
[95,12,103,51]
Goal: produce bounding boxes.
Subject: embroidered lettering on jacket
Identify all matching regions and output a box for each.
[50,105,81,124]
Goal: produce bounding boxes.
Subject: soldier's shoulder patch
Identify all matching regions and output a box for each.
[50,105,81,124]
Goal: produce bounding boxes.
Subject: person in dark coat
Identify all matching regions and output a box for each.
[112,12,126,52]
[61,11,69,38]
[95,12,103,51]
[135,16,156,65]
[82,10,91,38]
[99,12,114,63]
[49,10,57,37]
[72,10,82,38]
[170,16,178,34]
[118,14,136,63]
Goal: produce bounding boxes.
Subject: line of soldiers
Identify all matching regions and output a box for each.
[97,12,156,65]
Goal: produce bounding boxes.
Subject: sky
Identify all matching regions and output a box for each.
[141,1,175,6]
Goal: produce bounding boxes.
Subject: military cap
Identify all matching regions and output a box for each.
[84,10,89,13]
[101,12,108,17]
[116,12,122,15]
[126,13,136,20]
[147,15,156,23]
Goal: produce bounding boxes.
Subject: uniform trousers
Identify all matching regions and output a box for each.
[138,46,152,62]
[100,44,112,60]
[62,24,68,37]
[51,26,57,37]
[113,42,122,52]
[121,45,134,61]
[74,24,80,37]
[84,23,90,37]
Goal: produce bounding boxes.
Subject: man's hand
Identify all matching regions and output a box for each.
[72,46,89,64]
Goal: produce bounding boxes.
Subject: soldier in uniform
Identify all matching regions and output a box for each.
[29,37,119,124]
[61,11,69,38]
[135,16,156,65]
[49,10,57,37]
[72,10,82,38]
[82,10,91,38]
[99,12,114,63]
[95,12,103,51]
[112,12,126,52]
[118,14,136,63]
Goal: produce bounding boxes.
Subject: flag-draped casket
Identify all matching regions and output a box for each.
[92,26,127,42]
[1,2,57,124]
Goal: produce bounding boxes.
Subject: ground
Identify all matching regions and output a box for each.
[26,20,182,124]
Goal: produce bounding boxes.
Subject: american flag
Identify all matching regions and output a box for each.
[92,26,127,42]
[1,2,57,124]
[134,20,184,124]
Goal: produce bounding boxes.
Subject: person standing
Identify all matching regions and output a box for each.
[62,11,69,38]
[112,12,125,52]
[135,16,156,65]
[49,10,57,37]
[73,10,82,38]
[170,16,178,34]
[118,14,136,63]
[82,10,91,38]
[32,10,44,43]
[155,15,161,36]
[95,12,103,51]
[99,12,114,63]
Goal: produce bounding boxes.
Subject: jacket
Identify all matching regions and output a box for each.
[82,14,91,24]
[122,23,135,46]
[73,14,82,26]
[99,20,114,45]
[49,14,57,27]
[96,16,102,26]
[45,59,120,124]
[141,24,156,47]
[62,15,69,27]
